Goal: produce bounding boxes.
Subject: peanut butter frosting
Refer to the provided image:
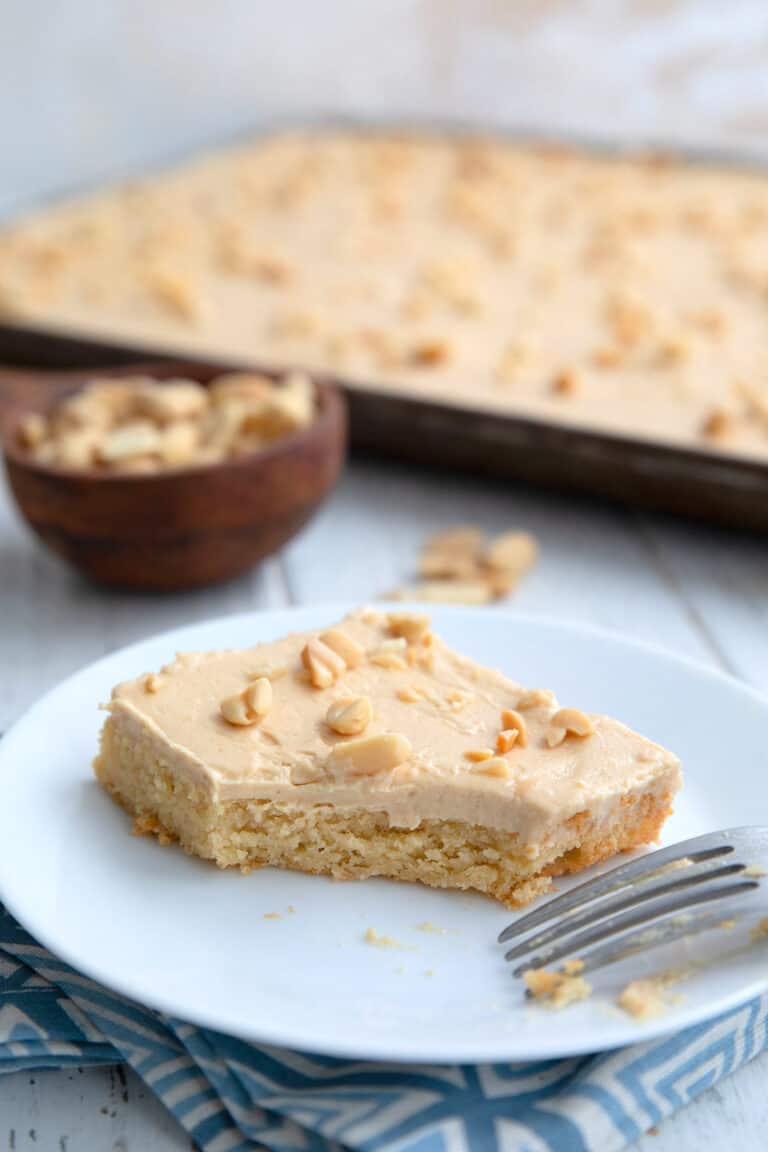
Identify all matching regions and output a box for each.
[106,609,681,840]
[3,131,768,457]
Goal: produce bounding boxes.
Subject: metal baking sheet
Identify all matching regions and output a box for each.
[4,122,768,530]
[1,318,766,532]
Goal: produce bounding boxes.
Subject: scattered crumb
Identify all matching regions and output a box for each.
[641,855,692,883]
[417,921,446,935]
[262,905,295,920]
[364,927,401,949]
[425,969,435,977]
[717,918,737,931]
[523,967,592,1008]
[563,957,584,974]
[744,864,766,878]
[751,917,768,941]
[617,980,665,1019]
[617,970,684,1019]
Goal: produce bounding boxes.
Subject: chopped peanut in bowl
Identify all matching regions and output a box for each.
[13,370,316,475]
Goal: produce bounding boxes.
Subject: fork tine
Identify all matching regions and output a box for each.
[498,833,735,945]
[510,879,758,976]
[503,861,745,962]
[565,907,748,977]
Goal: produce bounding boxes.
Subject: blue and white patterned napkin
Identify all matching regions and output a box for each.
[2,903,767,1152]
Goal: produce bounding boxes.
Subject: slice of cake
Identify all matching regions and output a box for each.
[94,608,681,906]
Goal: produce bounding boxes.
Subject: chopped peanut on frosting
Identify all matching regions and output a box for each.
[326,696,373,736]
[220,677,272,726]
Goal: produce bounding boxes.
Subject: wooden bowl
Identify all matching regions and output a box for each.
[0,361,347,591]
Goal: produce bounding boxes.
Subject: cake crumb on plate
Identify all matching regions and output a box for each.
[617,970,684,1019]
[364,927,401,949]
[523,967,592,1008]
[751,917,768,941]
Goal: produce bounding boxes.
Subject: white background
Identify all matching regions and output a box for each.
[4,0,768,216]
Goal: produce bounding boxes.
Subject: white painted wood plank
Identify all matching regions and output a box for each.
[0,488,290,734]
[284,461,719,667]
[632,1048,768,1152]
[0,1065,190,1151]
[102,556,290,657]
[3,458,765,1148]
[1,1052,766,1152]
[638,516,768,692]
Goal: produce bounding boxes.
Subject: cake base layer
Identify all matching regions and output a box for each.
[95,718,674,907]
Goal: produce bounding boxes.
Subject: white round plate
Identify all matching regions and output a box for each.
[1,605,767,1064]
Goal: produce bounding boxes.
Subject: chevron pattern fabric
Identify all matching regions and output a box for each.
[2,904,767,1152]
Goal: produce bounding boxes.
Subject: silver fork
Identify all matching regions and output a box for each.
[498,827,767,977]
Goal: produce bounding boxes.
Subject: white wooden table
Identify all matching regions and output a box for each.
[2,455,768,1150]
